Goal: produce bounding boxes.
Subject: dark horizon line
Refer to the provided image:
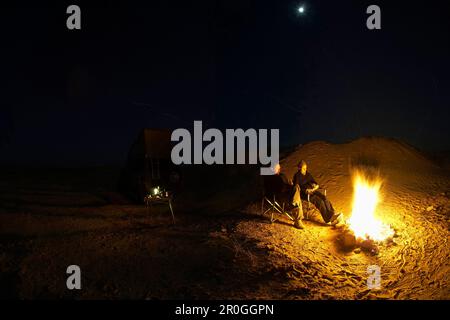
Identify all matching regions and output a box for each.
[1,135,449,169]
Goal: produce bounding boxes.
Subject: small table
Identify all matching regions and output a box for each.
[144,189,175,224]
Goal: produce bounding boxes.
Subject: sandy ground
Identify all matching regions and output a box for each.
[0,138,449,299]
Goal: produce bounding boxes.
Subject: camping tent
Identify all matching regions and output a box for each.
[119,129,178,202]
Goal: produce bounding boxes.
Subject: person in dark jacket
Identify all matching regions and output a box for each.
[263,164,290,196]
[293,160,343,226]
[263,164,304,229]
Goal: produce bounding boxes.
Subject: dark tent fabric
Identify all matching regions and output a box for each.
[119,129,175,202]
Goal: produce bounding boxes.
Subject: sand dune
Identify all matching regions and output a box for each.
[0,138,448,299]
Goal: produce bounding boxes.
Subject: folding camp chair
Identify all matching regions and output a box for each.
[261,195,298,224]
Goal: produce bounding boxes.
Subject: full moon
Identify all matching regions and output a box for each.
[298,6,305,13]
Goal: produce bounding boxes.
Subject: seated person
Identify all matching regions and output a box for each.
[293,160,343,226]
[263,164,290,197]
[263,164,304,230]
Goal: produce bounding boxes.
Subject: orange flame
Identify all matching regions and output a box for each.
[347,171,394,241]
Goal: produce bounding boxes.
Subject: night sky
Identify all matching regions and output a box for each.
[1,0,449,166]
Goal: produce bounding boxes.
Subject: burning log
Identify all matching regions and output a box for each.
[339,226,384,255]
[339,169,395,254]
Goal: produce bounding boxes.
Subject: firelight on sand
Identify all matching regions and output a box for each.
[347,171,394,241]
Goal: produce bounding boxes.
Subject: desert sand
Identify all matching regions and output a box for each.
[0,138,448,299]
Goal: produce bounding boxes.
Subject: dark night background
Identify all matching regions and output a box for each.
[1,0,449,166]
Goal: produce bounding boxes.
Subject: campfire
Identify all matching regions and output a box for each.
[347,170,394,242]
